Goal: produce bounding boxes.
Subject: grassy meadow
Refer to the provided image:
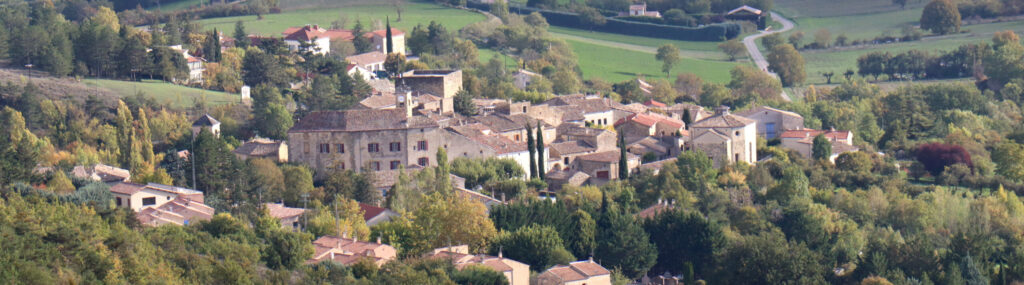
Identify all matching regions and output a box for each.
[84,79,239,108]
[196,2,486,36]
[566,39,741,83]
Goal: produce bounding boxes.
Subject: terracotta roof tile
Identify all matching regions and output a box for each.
[266,203,306,219]
[233,139,284,157]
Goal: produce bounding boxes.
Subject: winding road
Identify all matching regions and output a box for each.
[742,11,796,101]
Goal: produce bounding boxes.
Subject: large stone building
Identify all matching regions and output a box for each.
[287,108,443,174]
[689,106,757,167]
[397,70,462,114]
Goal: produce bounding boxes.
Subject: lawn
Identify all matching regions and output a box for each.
[84,79,239,108]
[196,2,486,36]
[566,39,741,84]
[774,0,928,18]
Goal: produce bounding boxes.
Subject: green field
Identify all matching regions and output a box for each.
[196,2,486,36]
[775,0,928,18]
[84,79,239,108]
[566,39,741,83]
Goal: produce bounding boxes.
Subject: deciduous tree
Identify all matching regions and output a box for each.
[656,44,682,77]
[920,0,961,35]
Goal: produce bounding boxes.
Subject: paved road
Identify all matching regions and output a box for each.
[742,11,795,101]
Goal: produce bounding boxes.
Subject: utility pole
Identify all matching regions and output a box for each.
[191,131,197,189]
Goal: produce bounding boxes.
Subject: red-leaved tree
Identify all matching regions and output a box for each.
[915,142,973,177]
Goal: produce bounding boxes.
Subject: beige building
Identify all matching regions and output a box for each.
[346,51,387,74]
[287,108,443,175]
[537,259,612,285]
[689,106,757,168]
[266,203,306,231]
[574,150,640,182]
[735,106,805,139]
[234,138,289,162]
[427,245,530,285]
[109,182,213,226]
[282,25,405,55]
[365,28,406,55]
[548,125,616,171]
[307,235,397,266]
[780,129,859,162]
[71,163,130,184]
[445,123,542,178]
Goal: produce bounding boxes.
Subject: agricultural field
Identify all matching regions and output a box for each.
[774,0,929,17]
[83,79,240,108]
[566,39,740,83]
[196,2,486,36]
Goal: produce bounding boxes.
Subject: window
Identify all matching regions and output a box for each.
[735,131,740,136]
[390,142,402,152]
[116,197,122,206]
[564,157,569,165]
[319,143,330,153]
[418,157,429,166]
[514,134,521,141]
[390,160,401,169]
[735,153,740,162]
[368,143,380,152]
[522,106,527,113]
[765,123,777,139]
[417,141,428,151]
[371,161,381,171]
[336,144,345,153]
[340,162,346,169]
[142,197,157,206]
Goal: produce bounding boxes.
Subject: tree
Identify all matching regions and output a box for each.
[983,31,1024,91]
[242,49,289,87]
[595,208,657,279]
[452,265,508,285]
[920,0,961,35]
[766,165,809,204]
[822,71,835,84]
[385,17,394,54]
[115,101,138,170]
[619,132,629,179]
[656,44,682,77]
[203,29,222,62]
[813,29,831,48]
[643,209,725,280]
[384,53,406,77]
[893,0,908,8]
[835,151,873,173]
[536,122,545,179]
[788,31,804,48]
[453,90,478,116]
[352,20,372,53]
[234,21,250,48]
[674,73,704,100]
[551,69,581,94]
[565,210,596,258]
[323,169,379,205]
[812,134,832,161]
[717,230,825,284]
[916,142,973,177]
[47,171,74,194]
[579,7,607,29]
[527,123,537,178]
[193,128,243,196]
[761,33,784,50]
[489,224,575,271]
[251,85,293,140]
[727,65,783,103]
[0,107,41,186]
[844,69,855,81]
[767,44,806,87]
[858,52,891,81]
[718,39,746,61]
[993,142,1024,181]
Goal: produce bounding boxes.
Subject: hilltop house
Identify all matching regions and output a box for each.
[234,138,289,162]
[689,106,757,167]
[346,51,387,75]
[192,114,221,138]
[726,5,766,29]
[622,2,661,18]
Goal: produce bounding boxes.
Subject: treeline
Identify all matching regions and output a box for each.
[957,0,1024,19]
[854,31,1021,89]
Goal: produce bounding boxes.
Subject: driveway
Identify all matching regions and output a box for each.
[742,12,795,101]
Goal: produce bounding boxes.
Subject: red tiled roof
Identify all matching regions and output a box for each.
[359,203,389,221]
[614,113,685,129]
[364,28,405,38]
[643,99,666,108]
[283,25,355,42]
[110,182,145,195]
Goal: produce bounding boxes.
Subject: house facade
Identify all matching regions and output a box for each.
[735,106,805,139]
[427,245,530,285]
[780,129,859,162]
[266,203,306,231]
[109,182,213,226]
[307,235,397,266]
[689,106,757,167]
[537,259,612,285]
[234,138,289,162]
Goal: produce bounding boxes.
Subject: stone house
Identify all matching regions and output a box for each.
[613,112,686,140]
[233,138,289,162]
[536,259,612,285]
[397,70,462,114]
[346,51,387,74]
[266,203,306,231]
[71,163,130,184]
[573,150,640,183]
[663,103,713,124]
[688,106,757,168]
[735,106,805,139]
[192,114,220,138]
[445,123,542,178]
[109,182,213,226]
[427,245,531,285]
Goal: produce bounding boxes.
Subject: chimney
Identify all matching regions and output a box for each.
[715,106,730,116]
[330,251,334,260]
[498,251,503,258]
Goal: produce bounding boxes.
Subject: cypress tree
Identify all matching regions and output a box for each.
[682,108,692,129]
[385,17,394,54]
[527,123,537,178]
[536,122,545,179]
[618,132,628,179]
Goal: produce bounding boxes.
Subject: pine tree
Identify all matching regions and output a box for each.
[527,123,537,178]
[682,108,692,129]
[536,122,545,179]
